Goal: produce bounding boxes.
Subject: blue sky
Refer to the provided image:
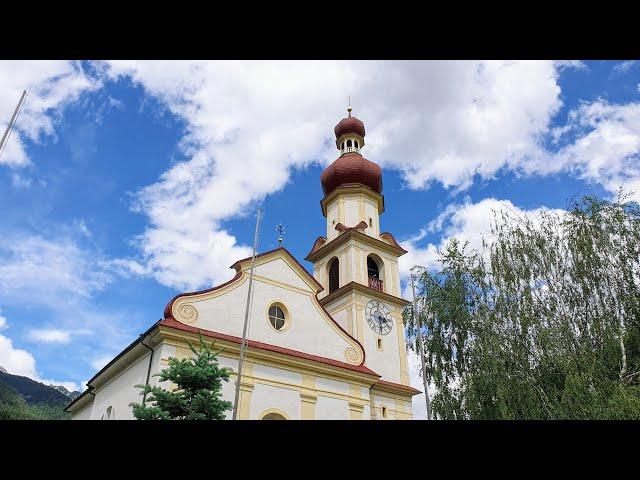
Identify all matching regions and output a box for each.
[0,61,639,418]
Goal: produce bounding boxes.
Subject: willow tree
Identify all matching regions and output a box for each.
[405,193,640,419]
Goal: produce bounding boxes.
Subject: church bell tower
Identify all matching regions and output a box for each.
[305,106,411,386]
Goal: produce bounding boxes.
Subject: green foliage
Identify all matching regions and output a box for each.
[405,192,640,419]
[130,335,234,420]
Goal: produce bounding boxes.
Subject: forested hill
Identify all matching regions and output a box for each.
[0,370,80,420]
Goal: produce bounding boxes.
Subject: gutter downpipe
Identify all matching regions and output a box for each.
[140,334,154,404]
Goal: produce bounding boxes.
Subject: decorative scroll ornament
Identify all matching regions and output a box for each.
[344,347,362,365]
[175,302,198,324]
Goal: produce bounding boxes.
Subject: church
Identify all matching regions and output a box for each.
[65,107,421,420]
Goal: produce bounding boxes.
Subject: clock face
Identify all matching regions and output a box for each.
[365,300,393,335]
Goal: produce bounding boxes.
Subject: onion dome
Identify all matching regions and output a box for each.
[321,104,382,196]
[334,115,366,139]
[321,152,382,195]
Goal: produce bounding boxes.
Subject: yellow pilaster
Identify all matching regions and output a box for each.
[396,314,410,385]
[300,374,317,420]
[348,383,366,420]
[355,303,365,343]
[349,402,365,420]
[395,398,406,420]
[237,361,254,420]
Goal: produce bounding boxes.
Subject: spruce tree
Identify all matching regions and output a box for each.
[130,335,234,420]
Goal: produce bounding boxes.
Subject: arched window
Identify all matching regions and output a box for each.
[354,140,359,149]
[347,139,352,148]
[102,406,114,420]
[262,412,287,420]
[328,258,339,293]
[367,256,380,279]
[367,255,384,292]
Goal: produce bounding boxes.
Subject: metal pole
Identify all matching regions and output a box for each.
[410,271,432,420]
[232,207,262,420]
[0,90,27,159]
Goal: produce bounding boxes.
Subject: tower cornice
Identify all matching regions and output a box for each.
[305,227,407,263]
[318,281,411,309]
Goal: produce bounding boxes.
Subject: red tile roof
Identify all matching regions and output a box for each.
[334,115,366,139]
[321,152,382,196]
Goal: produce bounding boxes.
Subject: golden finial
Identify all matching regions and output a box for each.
[347,96,352,117]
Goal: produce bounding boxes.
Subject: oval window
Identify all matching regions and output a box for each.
[268,304,287,331]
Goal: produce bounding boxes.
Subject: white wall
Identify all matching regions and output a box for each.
[89,351,152,420]
[71,402,93,420]
[316,396,349,420]
[174,256,361,366]
[250,383,301,420]
[359,304,403,384]
[371,394,397,420]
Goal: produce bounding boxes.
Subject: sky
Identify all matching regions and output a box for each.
[0,60,639,418]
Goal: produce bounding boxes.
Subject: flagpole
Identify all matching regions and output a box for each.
[232,207,262,420]
[0,90,27,160]
[410,271,433,420]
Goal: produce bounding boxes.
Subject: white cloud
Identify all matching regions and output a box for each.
[612,60,637,75]
[0,333,37,377]
[94,60,581,291]
[0,233,113,306]
[40,379,81,393]
[545,100,640,201]
[0,314,6,330]
[74,219,92,238]
[91,355,113,371]
[407,349,437,420]
[10,172,32,188]
[27,329,71,344]
[0,326,80,391]
[399,198,565,287]
[0,61,99,168]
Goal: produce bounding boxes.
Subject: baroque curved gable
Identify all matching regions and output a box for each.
[163,248,367,366]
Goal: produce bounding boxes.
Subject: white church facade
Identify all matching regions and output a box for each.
[65,108,421,420]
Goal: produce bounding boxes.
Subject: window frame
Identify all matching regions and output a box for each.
[266,301,290,332]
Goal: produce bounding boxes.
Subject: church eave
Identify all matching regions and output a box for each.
[65,319,162,413]
[372,379,422,397]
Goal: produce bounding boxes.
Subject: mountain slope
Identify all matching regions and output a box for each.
[0,371,71,420]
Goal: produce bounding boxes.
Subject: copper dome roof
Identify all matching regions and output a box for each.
[320,152,382,196]
[334,116,366,139]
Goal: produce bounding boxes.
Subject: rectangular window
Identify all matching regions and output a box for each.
[381,406,387,418]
